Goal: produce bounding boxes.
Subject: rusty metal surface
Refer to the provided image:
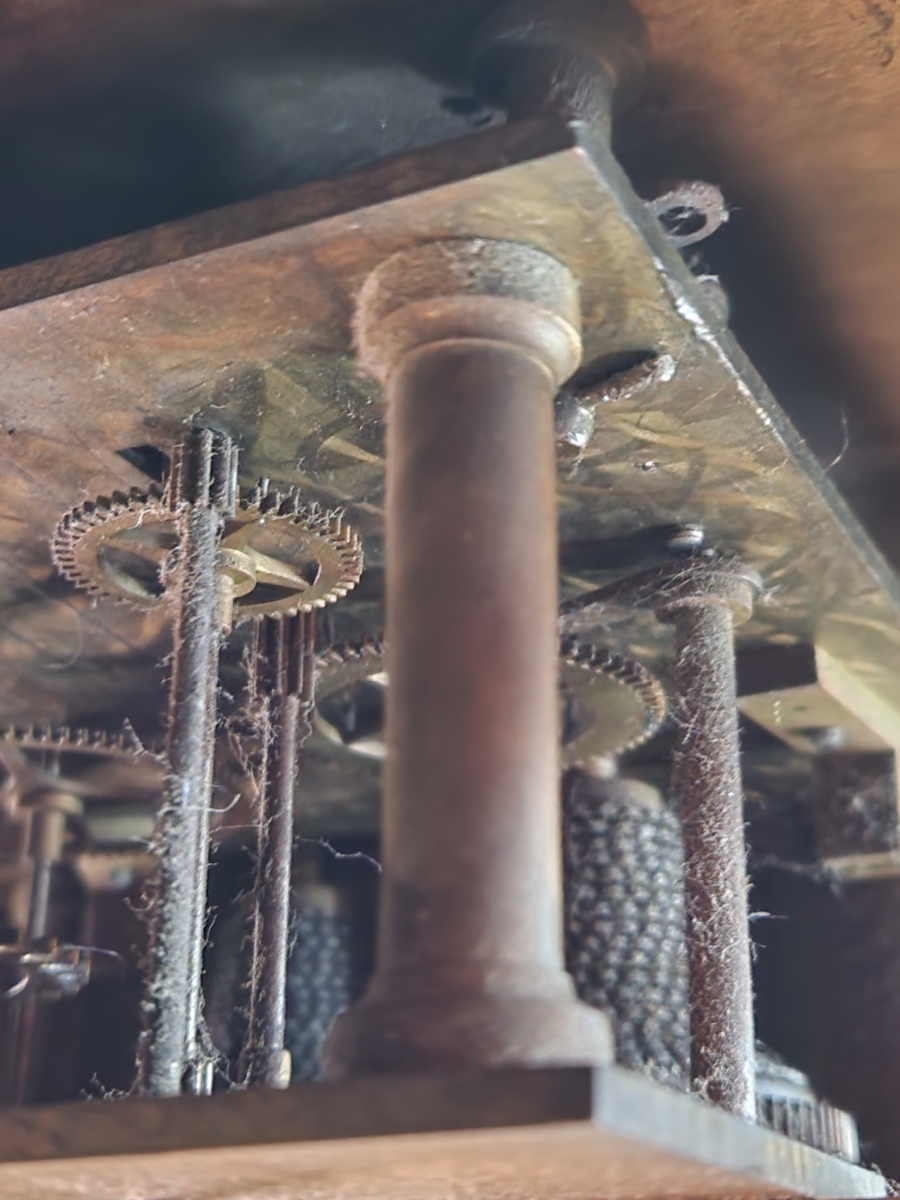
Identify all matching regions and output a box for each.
[325,238,612,1076]
[0,1065,885,1200]
[0,117,899,796]
[243,613,314,1088]
[566,557,761,1112]
[661,576,757,1118]
[143,429,238,1098]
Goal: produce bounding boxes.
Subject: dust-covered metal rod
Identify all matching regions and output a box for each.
[145,428,238,1098]
[244,612,314,1087]
[655,558,760,1119]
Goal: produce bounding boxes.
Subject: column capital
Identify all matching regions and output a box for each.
[355,238,582,388]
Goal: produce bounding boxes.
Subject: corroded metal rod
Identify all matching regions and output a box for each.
[560,555,761,1116]
[325,239,611,1075]
[145,428,237,1098]
[656,559,760,1119]
[244,613,313,1088]
[24,804,66,944]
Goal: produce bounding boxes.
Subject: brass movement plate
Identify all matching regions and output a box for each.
[0,117,898,754]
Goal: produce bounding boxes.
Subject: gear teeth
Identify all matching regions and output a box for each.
[53,478,362,616]
[250,478,273,508]
[559,637,668,753]
[0,723,149,760]
[315,634,387,699]
[315,635,662,759]
[230,489,364,621]
[51,487,167,602]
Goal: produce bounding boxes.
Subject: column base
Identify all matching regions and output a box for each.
[322,986,613,1078]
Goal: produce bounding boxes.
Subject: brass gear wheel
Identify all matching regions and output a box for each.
[313,635,667,766]
[314,636,389,759]
[0,723,160,804]
[0,724,147,761]
[52,482,363,620]
[0,727,165,919]
[0,723,167,854]
[558,637,668,763]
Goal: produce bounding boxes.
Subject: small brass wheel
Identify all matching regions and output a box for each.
[314,636,667,765]
[52,484,363,621]
[558,638,668,764]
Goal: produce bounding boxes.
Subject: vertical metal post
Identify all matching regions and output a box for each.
[24,804,66,944]
[655,559,761,1118]
[244,612,313,1088]
[324,239,612,1076]
[12,794,70,1106]
[145,428,238,1098]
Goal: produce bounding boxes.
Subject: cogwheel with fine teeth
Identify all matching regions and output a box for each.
[52,481,364,621]
[0,724,167,859]
[313,634,667,765]
[0,724,147,760]
[558,637,668,762]
[0,722,164,811]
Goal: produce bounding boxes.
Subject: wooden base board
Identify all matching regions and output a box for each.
[0,1066,885,1200]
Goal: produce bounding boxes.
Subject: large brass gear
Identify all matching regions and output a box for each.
[52,481,363,620]
[313,635,667,766]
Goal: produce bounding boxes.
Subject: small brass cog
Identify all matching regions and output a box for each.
[314,636,389,759]
[558,637,668,763]
[52,482,363,621]
[313,635,667,765]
